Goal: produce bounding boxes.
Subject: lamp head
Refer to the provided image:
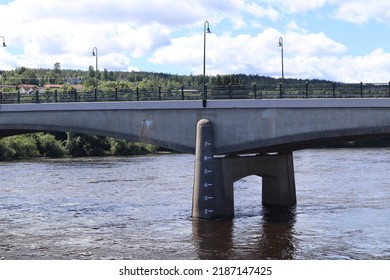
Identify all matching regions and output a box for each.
[278,37,283,47]
[2,42,6,47]
[92,50,96,56]
[204,20,211,34]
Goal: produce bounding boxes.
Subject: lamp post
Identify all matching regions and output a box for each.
[203,20,211,108]
[92,47,98,92]
[278,37,284,94]
[1,36,6,47]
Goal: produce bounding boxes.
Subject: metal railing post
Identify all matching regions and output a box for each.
[389,82,390,97]
[279,82,283,98]
[55,89,58,103]
[0,92,2,104]
[35,90,39,103]
[74,90,77,102]
[360,81,363,98]
[305,82,309,98]
[136,87,139,101]
[203,85,207,106]
[253,83,257,99]
[158,86,162,100]
[17,91,20,103]
[229,83,232,99]
[332,82,336,98]
[115,88,118,101]
[94,87,97,101]
[181,85,184,100]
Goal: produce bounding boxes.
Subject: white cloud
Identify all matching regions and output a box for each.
[150,29,278,74]
[1,0,390,83]
[263,0,331,13]
[150,28,349,77]
[331,49,390,82]
[284,31,347,57]
[244,2,280,21]
[0,0,267,71]
[257,0,390,25]
[333,0,390,24]
[0,0,181,70]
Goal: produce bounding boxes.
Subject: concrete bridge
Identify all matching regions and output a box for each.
[1,98,390,219]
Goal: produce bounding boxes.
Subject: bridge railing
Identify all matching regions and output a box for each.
[1,82,390,104]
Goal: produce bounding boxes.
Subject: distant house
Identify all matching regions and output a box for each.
[44,84,62,91]
[44,84,83,92]
[18,84,38,95]
[65,77,82,85]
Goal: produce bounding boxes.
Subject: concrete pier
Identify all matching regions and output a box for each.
[219,153,296,208]
[192,119,296,220]
[192,119,228,219]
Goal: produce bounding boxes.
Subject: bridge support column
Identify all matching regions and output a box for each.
[192,119,297,220]
[192,119,234,220]
[217,153,296,209]
[260,153,296,207]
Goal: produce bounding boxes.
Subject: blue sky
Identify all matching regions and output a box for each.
[1,0,390,82]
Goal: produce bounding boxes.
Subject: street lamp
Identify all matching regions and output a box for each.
[203,20,211,108]
[92,47,98,91]
[1,36,6,47]
[278,37,284,94]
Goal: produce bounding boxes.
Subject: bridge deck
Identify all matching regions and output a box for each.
[2,98,390,112]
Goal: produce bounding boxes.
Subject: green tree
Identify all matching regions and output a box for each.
[88,65,95,78]
[60,84,75,93]
[82,77,96,91]
[0,140,16,161]
[34,133,66,158]
[109,138,157,156]
[65,133,110,157]
[54,62,61,74]
[0,135,39,159]
[103,68,109,81]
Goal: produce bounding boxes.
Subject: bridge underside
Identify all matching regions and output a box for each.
[2,126,390,155]
[236,132,390,155]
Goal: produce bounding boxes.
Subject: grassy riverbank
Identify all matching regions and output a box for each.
[0,132,158,161]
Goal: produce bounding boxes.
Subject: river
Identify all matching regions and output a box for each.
[0,149,389,260]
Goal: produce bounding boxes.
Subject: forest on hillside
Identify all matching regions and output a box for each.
[0,63,333,93]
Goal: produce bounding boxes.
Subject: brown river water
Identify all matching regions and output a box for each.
[0,149,389,259]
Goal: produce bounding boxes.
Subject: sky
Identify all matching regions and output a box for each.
[1,0,390,82]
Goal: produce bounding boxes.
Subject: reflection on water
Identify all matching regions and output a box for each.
[192,206,297,260]
[259,206,296,259]
[192,219,234,259]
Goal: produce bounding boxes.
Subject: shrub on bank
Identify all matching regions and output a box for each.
[34,133,67,158]
[0,133,159,161]
[0,140,16,161]
[0,135,39,160]
[109,138,157,156]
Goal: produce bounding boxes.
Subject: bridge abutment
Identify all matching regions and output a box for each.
[192,119,297,220]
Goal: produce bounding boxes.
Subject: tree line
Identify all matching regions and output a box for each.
[0,63,333,93]
[0,132,158,161]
